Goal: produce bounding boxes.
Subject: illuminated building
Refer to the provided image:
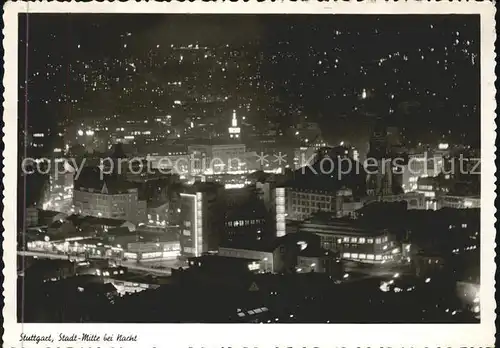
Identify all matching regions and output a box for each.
[123,241,181,261]
[295,216,401,264]
[178,182,227,256]
[73,169,147,224]
[415,176,439,199]
[223,189,271,244]
[211,143,246,172]
[224,216,267,243]
[273,186,351,224]
[179,192,204,256]
[438,195,480,209]
[274,187,286,237]
[366,159,393,197]
[219,231,341,275]
[402,152,444,193]
[188,142,247,175]
[228,110,241,139]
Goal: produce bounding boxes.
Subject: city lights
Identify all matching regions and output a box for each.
[16,12,483,327]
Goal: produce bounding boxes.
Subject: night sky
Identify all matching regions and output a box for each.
[19,14,480,148]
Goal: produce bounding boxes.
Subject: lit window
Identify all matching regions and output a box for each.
[343,237,350,242]
[351,253,359,259]
[359,254,366,259]
[343,253,350,258]
[375,255,382,260]
[351,237,358,243]
[375,238,382,244]
[358,238,366,244]
[367,238,374,244]
[367,254,375,260]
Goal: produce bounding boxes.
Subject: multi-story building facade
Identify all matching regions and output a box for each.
[272,186,354,226]
[124,241,181,261]
[179,182,225,257]
[73,170,146,224]
[402,152,444,193]
[188,142,247,175]
[222,188,272,245]
[294,215,401,264]
[438,195,480,209]
[218,231,342,276]
[179,192,204,257]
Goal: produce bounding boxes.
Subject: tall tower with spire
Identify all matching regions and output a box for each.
[228,110,241,139]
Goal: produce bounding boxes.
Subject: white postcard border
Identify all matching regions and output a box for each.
[2,1,496,347]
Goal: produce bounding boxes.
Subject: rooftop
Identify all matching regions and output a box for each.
[300,215,386,236]
[282,153,366,196]
[219,240,276,253]
[190,254,259,264]
[74,167,135,194]
[79,215,127,227]
[107,226,134,237]
[299,246,338,258]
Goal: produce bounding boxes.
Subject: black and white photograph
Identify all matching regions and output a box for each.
[2,1,496,347]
